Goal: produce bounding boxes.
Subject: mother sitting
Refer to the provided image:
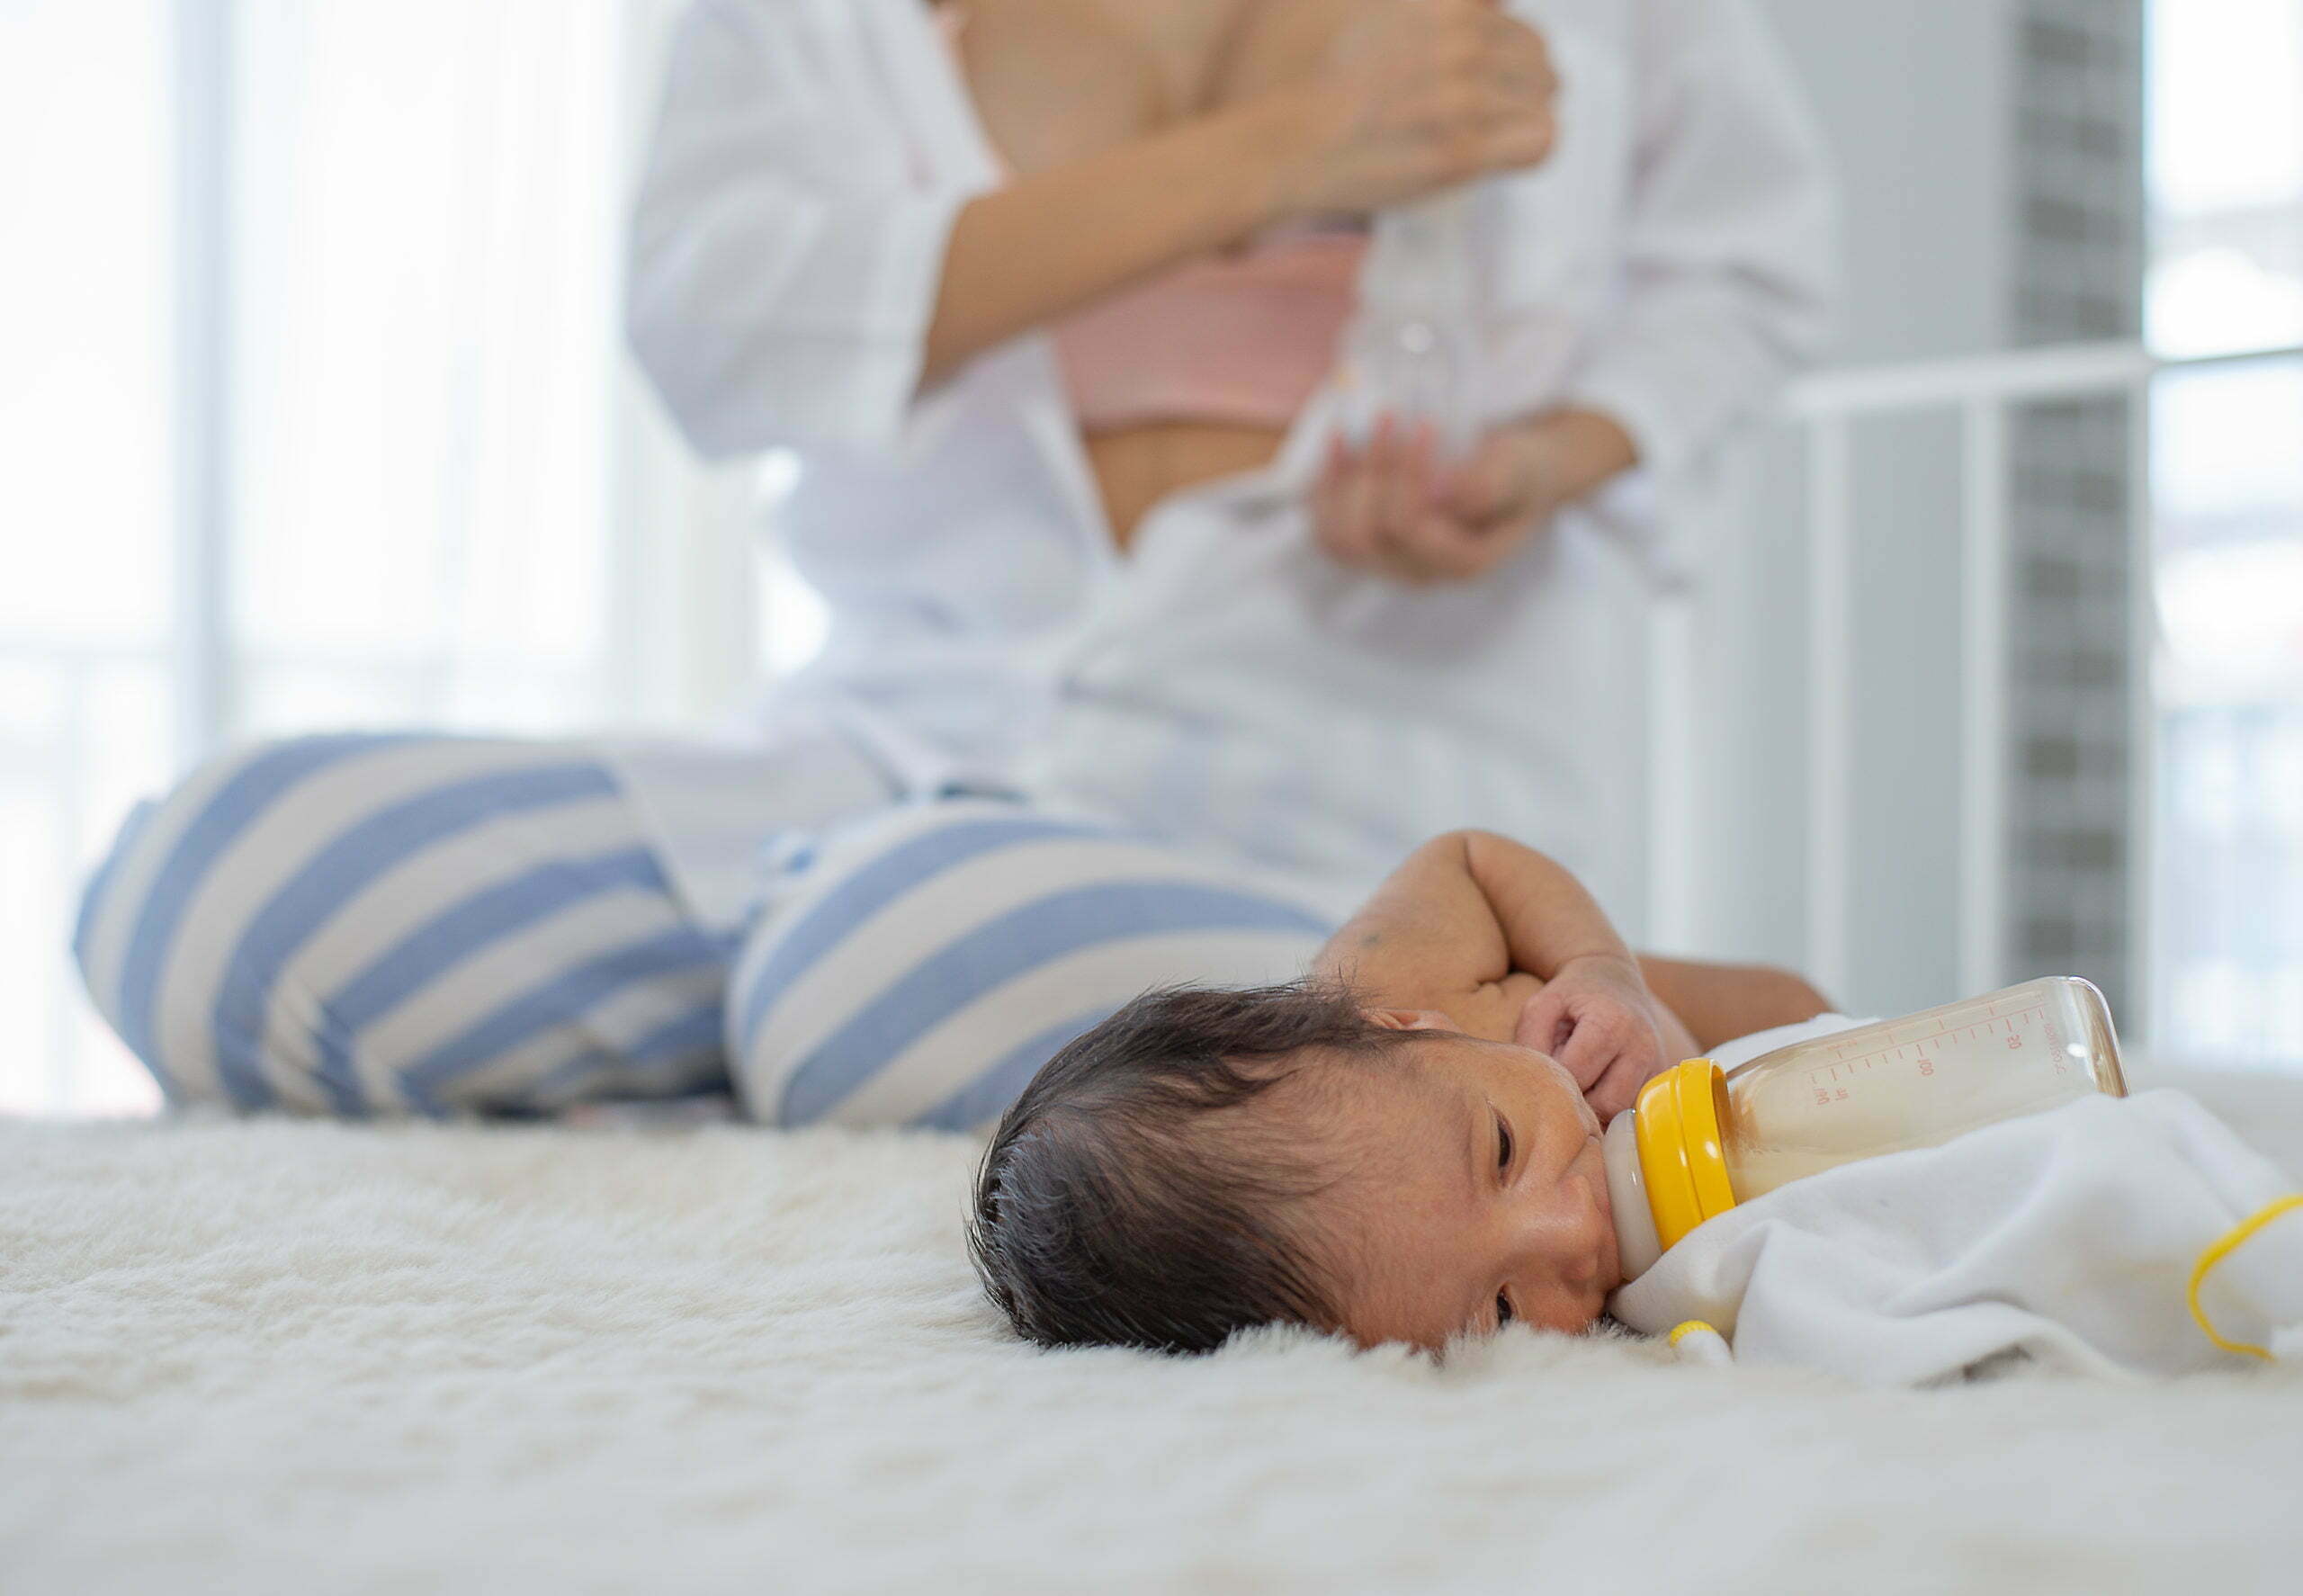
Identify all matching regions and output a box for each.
[74,0,1830,1118]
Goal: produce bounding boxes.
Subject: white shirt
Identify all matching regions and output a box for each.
[622,0,1836,924]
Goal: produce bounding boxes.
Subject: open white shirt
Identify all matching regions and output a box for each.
[620,0,1836,925]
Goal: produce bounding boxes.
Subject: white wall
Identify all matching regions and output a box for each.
[1761,0,2017,361]
[1668,2,2022,1017]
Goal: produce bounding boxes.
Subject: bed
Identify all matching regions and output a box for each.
[5,1062,2301,1594]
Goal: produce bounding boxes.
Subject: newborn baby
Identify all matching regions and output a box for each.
[969,829,1827,1354]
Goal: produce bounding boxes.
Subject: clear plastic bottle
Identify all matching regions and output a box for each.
[1340,188,1480,458]
[1606,977,2128,1279]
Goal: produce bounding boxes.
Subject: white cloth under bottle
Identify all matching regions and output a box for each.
[1611,1089,2303,1385]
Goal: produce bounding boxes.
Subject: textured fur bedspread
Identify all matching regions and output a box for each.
[5,1068,2303,1594]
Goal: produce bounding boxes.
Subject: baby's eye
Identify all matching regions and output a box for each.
[1495,1111,1514,1174]
[1496,1293,1515,1328]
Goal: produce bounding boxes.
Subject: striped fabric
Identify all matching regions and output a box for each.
[726,801,1337,1132]
[74,735,749,1117]
[75,739,1333,1128]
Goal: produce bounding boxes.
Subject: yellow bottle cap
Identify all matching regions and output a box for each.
[1632,1059,1739,1252]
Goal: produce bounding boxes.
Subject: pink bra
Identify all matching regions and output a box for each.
[938,5,1362,431]
[1051,232,1365,431]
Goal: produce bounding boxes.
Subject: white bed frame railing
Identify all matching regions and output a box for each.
[1777,340,2157,1005]
[1747,336,2303,1018]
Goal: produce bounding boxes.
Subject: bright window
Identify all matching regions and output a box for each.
[2147,0,2303,1068]
[0,1,764,1115]
[0,1,177,1115]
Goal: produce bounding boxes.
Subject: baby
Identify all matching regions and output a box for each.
[969,829,1827,1354]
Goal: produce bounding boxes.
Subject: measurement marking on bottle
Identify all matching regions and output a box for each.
[1804,1003,2050,1090]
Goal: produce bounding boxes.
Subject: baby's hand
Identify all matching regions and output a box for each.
[1513,955,1670,1123]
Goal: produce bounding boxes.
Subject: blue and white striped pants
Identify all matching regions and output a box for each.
[73,734,1336,1125]
[721,801,1334,1131]
[72,732,892,1118]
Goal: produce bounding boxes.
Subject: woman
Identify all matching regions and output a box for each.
[74,0,1831,1119]
[623,0,1834,924]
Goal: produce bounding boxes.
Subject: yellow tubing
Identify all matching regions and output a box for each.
[2187,1193,2303,1361]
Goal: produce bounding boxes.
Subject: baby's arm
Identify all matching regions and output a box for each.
[1314,833,1831,1117]
[1315,831,1689,1114]
[1314,829,1625,1015]
[1635,956,1832,1053]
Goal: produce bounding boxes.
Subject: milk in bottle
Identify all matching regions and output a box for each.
[1605,977,2127,1279]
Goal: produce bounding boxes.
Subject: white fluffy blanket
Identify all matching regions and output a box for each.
[7,1067,2303,1595]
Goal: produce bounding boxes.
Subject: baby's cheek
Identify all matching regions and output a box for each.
[1525,1281,1605,1335]
[1530,1053,1601,1132]
[1524,1050,1573,1093]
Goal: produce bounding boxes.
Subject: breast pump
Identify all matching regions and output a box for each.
[1605,977,2129,1279]
[1341,188,1481,457]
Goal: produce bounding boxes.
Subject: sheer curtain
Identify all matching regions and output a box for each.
[228,0,771,738]
[0,2,178,1116]
[230,1,625,733]
[1,0,789,1115]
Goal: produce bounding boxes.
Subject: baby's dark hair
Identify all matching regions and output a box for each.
[967,978,1415,1355]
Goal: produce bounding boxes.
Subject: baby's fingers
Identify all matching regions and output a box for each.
[1559,998,1659,1093]
[1585,1050,1654,1124]
[1514,987,1570,1056]
[1556,1011,1628,1095]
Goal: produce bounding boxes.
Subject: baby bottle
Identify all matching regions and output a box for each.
[1605,976,2128,1279]
[1341,188,1481,458]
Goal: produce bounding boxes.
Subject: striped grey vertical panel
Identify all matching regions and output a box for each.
[2008,0,2145,1017]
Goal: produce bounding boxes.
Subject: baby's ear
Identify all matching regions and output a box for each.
[1363,1008,1460,1034]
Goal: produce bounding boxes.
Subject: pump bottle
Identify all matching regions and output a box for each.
[1343,188,1480,457]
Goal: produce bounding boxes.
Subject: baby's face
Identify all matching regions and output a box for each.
[1299,1011,1619,1352]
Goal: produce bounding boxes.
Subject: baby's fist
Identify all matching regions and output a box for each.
[1514,956,1669,1122]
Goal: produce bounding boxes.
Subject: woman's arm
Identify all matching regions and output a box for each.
[1310,0,1833,583]
[630,0,1542,457]
[919,97,1310,387]
[632,0,1555,456]
[921,0,1560,384]
[1556,0,1836,485]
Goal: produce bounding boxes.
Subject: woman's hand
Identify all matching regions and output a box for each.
[1310,408,1636,584]
[1271,0,1558,217]
[1512,954,1671,1123]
